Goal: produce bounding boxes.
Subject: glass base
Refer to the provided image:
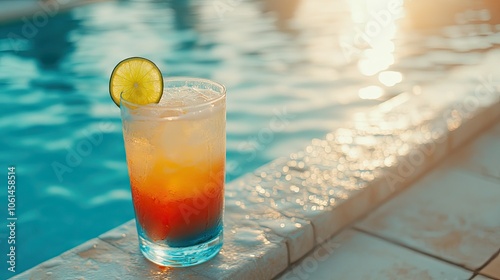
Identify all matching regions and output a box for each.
[138,231,223,267]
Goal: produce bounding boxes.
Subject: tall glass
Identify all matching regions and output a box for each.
[120,77,225,267]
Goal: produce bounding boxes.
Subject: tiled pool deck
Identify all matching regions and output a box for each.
[13,46,500,279]
[280,123,500,280]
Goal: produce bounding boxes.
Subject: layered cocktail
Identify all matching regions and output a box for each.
[120,77,226,267]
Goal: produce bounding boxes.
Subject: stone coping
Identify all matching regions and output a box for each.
[12,51,500,279]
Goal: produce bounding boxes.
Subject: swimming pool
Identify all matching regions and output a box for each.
[1,0,499,275]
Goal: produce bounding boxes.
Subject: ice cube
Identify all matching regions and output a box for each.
[159,86,221,108]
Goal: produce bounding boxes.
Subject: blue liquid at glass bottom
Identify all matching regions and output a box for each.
[137,224,223,267]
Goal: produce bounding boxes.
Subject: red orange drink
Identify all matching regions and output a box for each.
[120,77,226,267]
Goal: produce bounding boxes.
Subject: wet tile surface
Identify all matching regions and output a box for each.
[481,253,500,280]
[100,221,288,279]
[241,156,373,243]
[449,122,500,181]
[189,218,288,280]
[357,168,500,269]
[278,230,472,280]
[100,198,290,280]
[15,216,287,280]
[100,217,289,280]
[224,174,315,263]
[12,238,207,280]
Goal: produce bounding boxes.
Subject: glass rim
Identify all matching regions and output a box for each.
[120,76,226,111]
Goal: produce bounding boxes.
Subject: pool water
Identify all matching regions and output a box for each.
[1,0,499,275]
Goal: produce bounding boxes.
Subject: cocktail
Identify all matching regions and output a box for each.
[109,58,225,267]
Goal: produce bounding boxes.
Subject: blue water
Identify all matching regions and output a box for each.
[1,0,499,276]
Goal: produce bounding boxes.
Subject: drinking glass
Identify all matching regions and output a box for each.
[120,77,226,267]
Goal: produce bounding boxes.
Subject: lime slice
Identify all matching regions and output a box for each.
[109,57,164,107]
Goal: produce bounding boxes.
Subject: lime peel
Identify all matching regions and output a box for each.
[109,57,164,107]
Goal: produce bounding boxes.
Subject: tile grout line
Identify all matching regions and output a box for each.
[347,117,500,276]
[468,273,478,280]
[326,115,500,244]
[475,248,500,276]
[352,227,475,273]
[475,271,500,280]
[273,133,483,278]
[455,166,500,184]
[273,221,331,280]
